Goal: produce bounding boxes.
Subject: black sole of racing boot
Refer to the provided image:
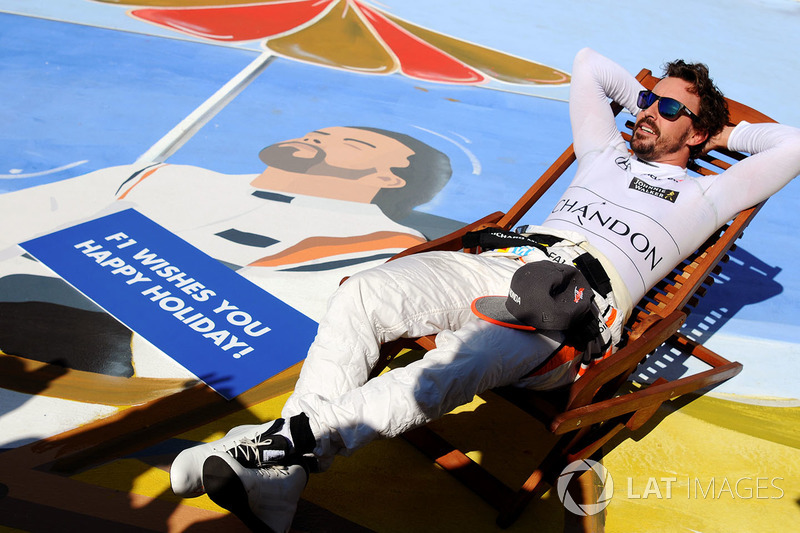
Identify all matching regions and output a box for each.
[202,455,277,533]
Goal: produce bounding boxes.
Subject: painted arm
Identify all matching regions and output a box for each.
[247,231,426,270]
[0,165,137,259]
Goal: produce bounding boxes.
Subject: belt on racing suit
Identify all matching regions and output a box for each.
[463,227,615,382]
[571,252,612,298]
[463,228,612,298]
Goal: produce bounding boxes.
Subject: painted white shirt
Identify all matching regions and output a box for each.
[1,163,424,271]
[0,163,426,320]
[116,164,424,270]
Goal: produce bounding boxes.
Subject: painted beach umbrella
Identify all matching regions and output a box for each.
[103,0,569,163]
[117,0,569,86]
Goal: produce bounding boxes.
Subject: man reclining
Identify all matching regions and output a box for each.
[169,48,800,532]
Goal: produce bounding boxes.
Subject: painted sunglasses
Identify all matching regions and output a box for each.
[637,90,698,122]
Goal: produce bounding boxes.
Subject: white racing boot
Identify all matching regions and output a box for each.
[170,414,314,498]
[202,452,309,533]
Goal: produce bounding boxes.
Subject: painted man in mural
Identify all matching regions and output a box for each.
[169,48,800,532]
[117,126,452,271]
[0,126,452,377]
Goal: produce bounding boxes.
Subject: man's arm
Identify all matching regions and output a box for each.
[705,121,800,218]
[704,124,735,153]
[569,48,644,161]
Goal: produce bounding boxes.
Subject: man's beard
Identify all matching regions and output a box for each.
[631,118,690,162]
[259,143,326,173]
[258,143,376,179]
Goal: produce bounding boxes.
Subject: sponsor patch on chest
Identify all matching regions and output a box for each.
[629,177,679,203]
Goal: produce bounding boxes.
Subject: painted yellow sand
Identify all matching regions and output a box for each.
[604,396,800,533]
[68,390,800,532]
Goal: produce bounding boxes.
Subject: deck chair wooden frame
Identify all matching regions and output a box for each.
[370,68,776,528]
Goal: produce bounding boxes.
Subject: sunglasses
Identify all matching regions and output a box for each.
[637,90,698,122]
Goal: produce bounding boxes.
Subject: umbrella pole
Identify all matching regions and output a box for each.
[134,50,275,167]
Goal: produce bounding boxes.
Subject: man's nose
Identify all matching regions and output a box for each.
[642,105,659,121]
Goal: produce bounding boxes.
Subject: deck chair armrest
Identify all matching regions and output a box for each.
[566,311,686,410]
[551,357,742,434]
[387,211,505,262]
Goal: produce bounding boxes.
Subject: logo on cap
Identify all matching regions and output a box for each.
[574,286,585,304]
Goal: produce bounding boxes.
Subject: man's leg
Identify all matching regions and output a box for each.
[193,320,563,533]
[172,251,524,491]
[172,250,564,532]
[293,315,564,462]
[283,250,524,417]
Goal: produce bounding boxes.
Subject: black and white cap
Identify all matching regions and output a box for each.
[471,261,594,331]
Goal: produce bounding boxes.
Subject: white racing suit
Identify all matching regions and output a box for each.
[281,227,628,468]
[283,47,800,468]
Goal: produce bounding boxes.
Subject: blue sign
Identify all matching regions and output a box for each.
[20,208,318,399]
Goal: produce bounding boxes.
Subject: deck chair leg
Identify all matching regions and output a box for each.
[402,426,514,511]
[497,450,608,531]
[562,459,607,533]
[496,427,597,528]
[496,429,576,527]
[496,467,549,528]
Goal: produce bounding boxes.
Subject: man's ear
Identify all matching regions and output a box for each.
[687,127,709,149]
[361,173,407,189]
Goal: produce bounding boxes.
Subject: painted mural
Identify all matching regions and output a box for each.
[0,1,575,440]
[1,0,799,531]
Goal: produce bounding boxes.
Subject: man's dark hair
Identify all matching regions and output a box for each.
[352,127,452,222]
[663,60,730,160]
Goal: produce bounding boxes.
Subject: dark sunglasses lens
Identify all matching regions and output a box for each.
[638,90,656,109]
[658,98,683,120]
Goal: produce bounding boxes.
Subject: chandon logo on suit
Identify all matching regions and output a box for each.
[628,177,680,203]
[550,197,665,272]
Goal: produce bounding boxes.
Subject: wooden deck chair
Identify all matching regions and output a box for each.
[369,68,777,528]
